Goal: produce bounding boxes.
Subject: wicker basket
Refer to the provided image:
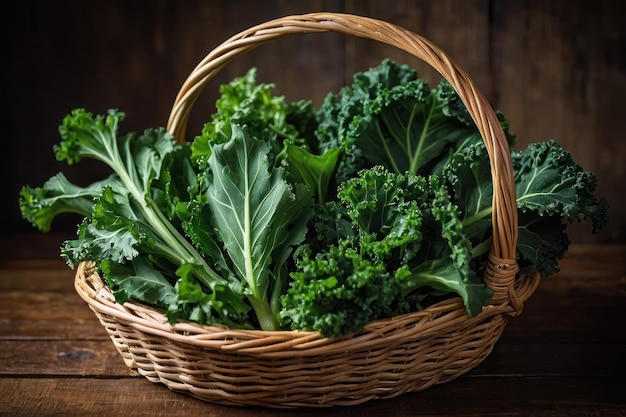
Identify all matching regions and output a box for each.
[74,13,542,408]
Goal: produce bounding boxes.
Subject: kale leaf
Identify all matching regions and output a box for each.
[20,109,251,327]
[281,167,493,337]
[315,59,514,182]
[443,139,609,275]
[185,125,314,330]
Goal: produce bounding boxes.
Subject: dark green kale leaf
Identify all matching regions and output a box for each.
[185,125,315,330]
[315,59,510,182]
[20,109,251,327]
[443,139,609,276]
[19,173,114,233]
[281,166,493,337]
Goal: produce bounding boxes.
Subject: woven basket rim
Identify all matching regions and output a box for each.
[75,261,541,356]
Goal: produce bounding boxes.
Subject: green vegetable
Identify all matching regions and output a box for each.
[316,59,606,275]
[186,125,314,330]
[28,109,253,326]
[442,139,609,275]
[19,59,608,339]
[315,59,514,181]
[19,172,112,232]
[191,68,317,169]
[281,60,607,336]
[281,167,493,337]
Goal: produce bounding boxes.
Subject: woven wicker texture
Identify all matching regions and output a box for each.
[74,13,542,408]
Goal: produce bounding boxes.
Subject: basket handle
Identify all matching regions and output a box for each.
[166,13,520,301]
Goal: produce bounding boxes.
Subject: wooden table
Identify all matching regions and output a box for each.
[1,232,625,416]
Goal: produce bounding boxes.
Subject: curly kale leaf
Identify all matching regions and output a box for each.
[333,166,428,266]
[511,140,609,274]
[512,140,609,233]
[21,109,251,327]
[403,176,492,316]
[191,68,318,169]
[282,243,400,338]
[442,140,494,245]
[99,256,177,307]
[19,173,114,233]
[443,139,609,276]
[315,59,511,182]
[281,167,493,337]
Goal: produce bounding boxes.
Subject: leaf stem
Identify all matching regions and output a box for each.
[105,136,226,286]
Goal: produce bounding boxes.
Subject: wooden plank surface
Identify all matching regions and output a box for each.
[344,0,492,92]
[0,340,129,376]
[1,376,624,417]
[489,0,626,243]
[1,242,624,415]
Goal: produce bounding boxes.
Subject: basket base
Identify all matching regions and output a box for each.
[89,300,510,408]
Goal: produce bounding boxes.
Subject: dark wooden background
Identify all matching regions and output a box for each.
[4,0,625,245]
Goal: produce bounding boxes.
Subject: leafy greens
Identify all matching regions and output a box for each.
[20,60,608,338]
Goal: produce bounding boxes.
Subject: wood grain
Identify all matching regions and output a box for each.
[489,0,626,243]
[0,340,129,376]
[1,376,624,417]
[344,0,492,92]
[1,243,624,415]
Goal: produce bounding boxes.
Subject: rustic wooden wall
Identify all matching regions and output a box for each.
[4,0,625,243]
